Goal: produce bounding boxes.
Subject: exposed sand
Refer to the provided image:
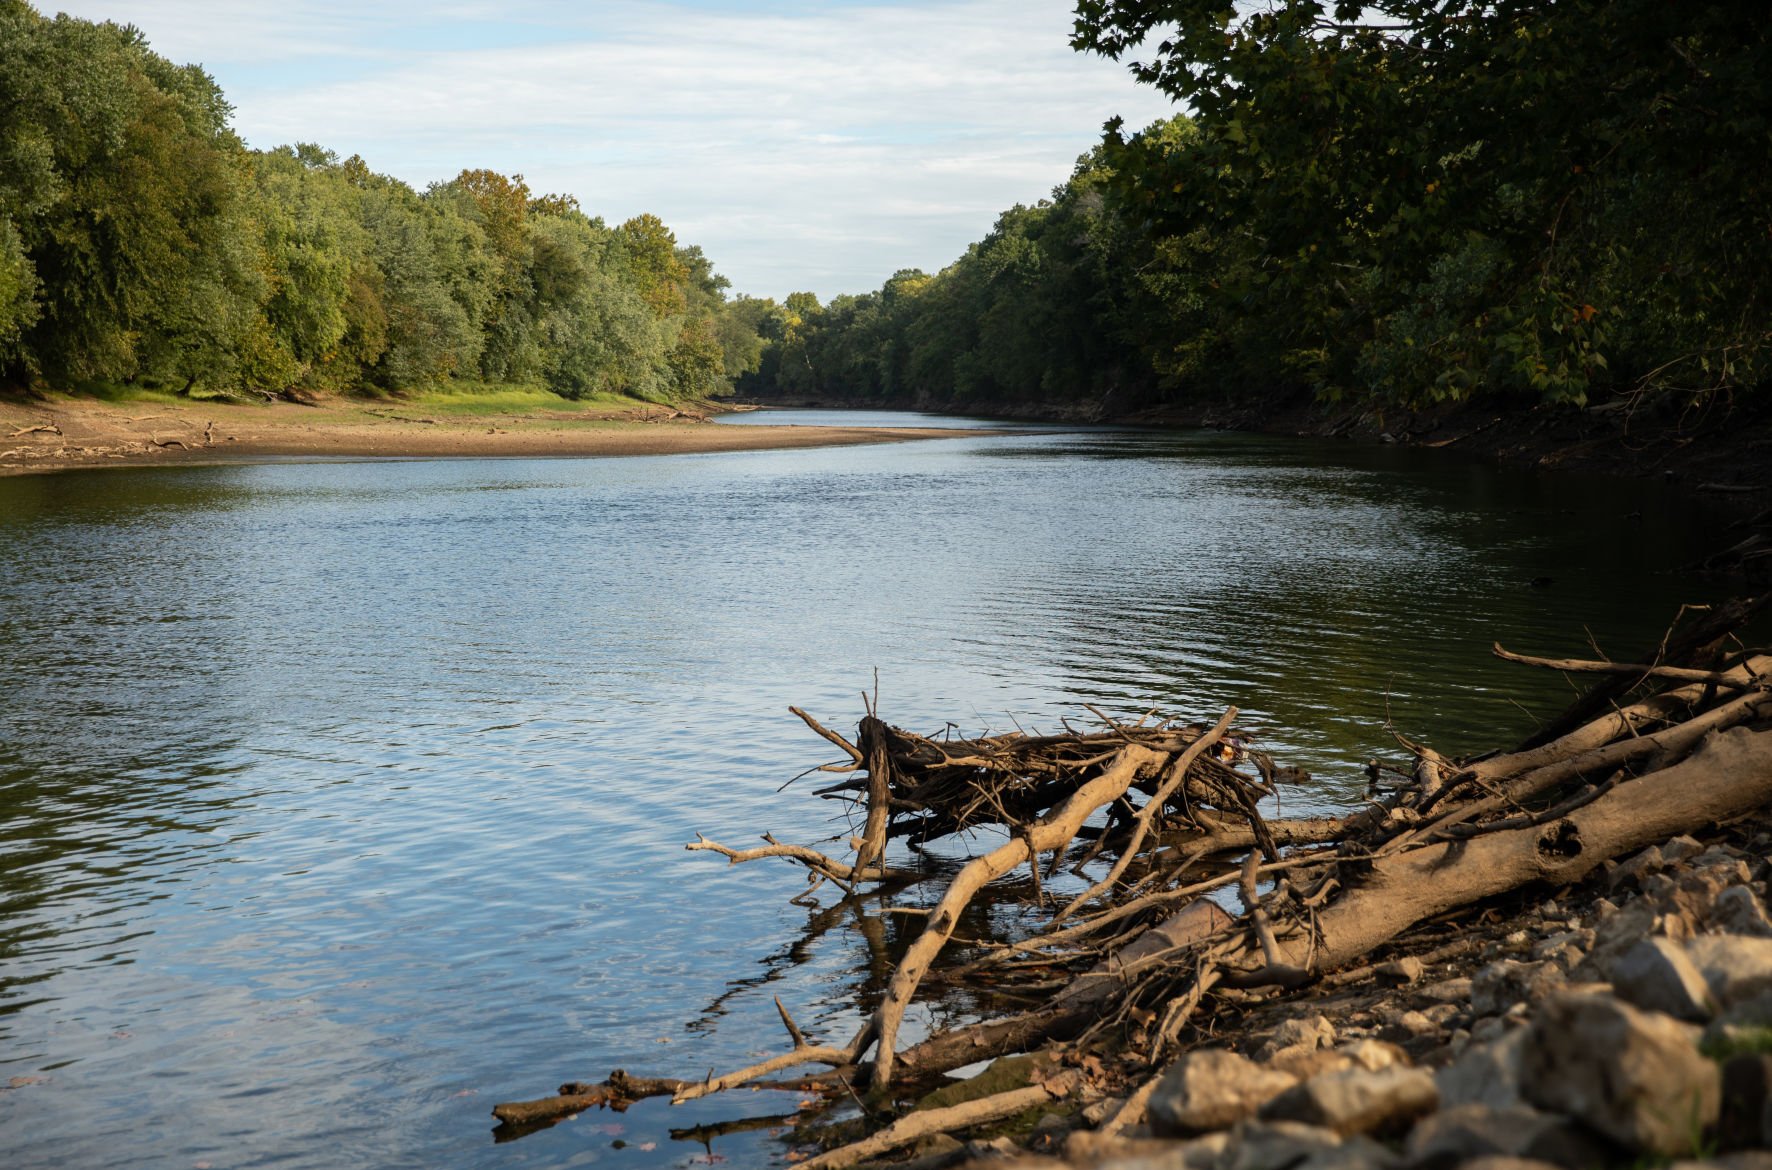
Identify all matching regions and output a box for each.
[0,396,977,476]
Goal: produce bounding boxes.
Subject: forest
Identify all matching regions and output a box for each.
[0,0,775,405]
[744,1,1772,420]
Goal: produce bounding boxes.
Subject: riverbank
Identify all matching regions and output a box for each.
[739,389,1772,500]
[0,393,978,475]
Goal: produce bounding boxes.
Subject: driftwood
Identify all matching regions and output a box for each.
[495,595,1772,1163]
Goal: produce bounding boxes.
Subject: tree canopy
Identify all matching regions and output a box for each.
[0,1,765,404]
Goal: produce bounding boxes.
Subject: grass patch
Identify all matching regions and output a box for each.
[400,382,657,417]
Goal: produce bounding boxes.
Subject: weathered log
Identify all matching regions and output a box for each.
[798,1070,1082,1170]
[1225,724,1772,983]
[1491,642,1764,689]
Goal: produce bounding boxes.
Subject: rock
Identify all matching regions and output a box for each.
[1521,993,1720,1156]
[1414,977,1471,1005]
[1377,957,1424,985]
[1573,897,1660,981]
[1471,960,1559,1017]
[1662,835,1705,864]
[1337,1039,1406,1072]
[1261,1015,1335,1056]
[1222,1120,1399,1170]
[1714,886,1772,939]
[1687,934,1772,1009]
[1257,1064,1437,1136]
[1530,929,1593,970]
[1080,1097,1124,1127]
[1266,1048,1352,1083]
[1404,1103,1614,1170]
[1719,1053,1772,1152]
[1668,1155,1772,1170]
[1436,1028,1526,1109]
[1610,937,1716,1021]
[1083,1131,1228,1169]
[1607,844,1666,890]
[1148,1048,1297,1136]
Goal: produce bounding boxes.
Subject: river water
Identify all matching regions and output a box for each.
[0,414,1732,1168]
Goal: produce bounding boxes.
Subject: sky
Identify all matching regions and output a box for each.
[48,0,1176,300]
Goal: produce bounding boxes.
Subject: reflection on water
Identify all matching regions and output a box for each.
[0,422,1732,1168]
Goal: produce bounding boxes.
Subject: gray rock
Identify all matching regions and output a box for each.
[1610,937,1717,1021]
[1687,934,1772,1009]
[1223,1120,1399,1170]
[1521,993,1720,1156]
[1414,977,1471,1005]
[1258,1064,1437,1136]
[1264,1015,1336,1055]
[1404,1103,1613,1170]
[1573,896,1659,984]
[1087,1131,1229,1170]
[1530,929,1594,971]
[1149,1048,1297,1136]
[1471,960,1559,1017]
[1377,957,1424,985]
[1436,1027,1526,1109]
[1715,886,1772,939]
[1662,835,1705,864]
[1608,844,1666,890]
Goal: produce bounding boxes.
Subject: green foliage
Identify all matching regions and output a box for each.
[0,1,761,404]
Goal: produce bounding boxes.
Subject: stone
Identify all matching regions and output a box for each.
[1662,835,1705,864]
[1572,897,1660,981]
[1263,1015,1335,1055]
[1222,1120,1399,1170]
[1530,929,1594,971]
[1266,1047,1352,1083]
[1404,1103,1614,1170]
[1610,937,1717,1021]
[1414,976,1471,1005]
[1377,957,1424,985]
[1714,886,1772,938]
[1471,960,1559,1017]
[1085,1131,1228,1170]
[1520,993,1721,1156]
[1608,844,1666,890]
[1258,1064,1437,1136]
[1148,1048,1298,1136]
[1337,1039,1406,1072]
[1436,1027,1526,1109]
[1687,934,1772,1009]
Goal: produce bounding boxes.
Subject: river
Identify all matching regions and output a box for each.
[0,413,1732,1168]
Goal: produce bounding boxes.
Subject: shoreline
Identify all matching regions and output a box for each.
[0,395,982,476]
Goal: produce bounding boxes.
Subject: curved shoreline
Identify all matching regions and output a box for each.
[0,397,983,476]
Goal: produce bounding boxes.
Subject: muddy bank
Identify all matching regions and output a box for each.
[0,395,977,475]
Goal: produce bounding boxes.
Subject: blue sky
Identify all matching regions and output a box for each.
[49,0,1175,299]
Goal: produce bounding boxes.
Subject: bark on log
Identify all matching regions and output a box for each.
[798,1070,1082,1170]
[1229,724,1772,982]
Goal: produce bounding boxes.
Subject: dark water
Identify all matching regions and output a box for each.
[0,419,1732,1168]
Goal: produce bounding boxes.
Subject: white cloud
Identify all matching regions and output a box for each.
[50,0,1177,297]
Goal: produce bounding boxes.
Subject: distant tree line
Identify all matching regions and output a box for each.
[0,1,768,402]
[744,1,1771,416]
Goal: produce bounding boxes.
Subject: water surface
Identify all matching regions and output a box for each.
[0,419,1731,1168]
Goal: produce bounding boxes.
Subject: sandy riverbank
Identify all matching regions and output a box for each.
[0,395,979,475]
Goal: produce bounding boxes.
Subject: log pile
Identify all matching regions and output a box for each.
[494,598,1772,1166]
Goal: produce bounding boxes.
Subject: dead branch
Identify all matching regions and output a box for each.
[1492,641,1763,688]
